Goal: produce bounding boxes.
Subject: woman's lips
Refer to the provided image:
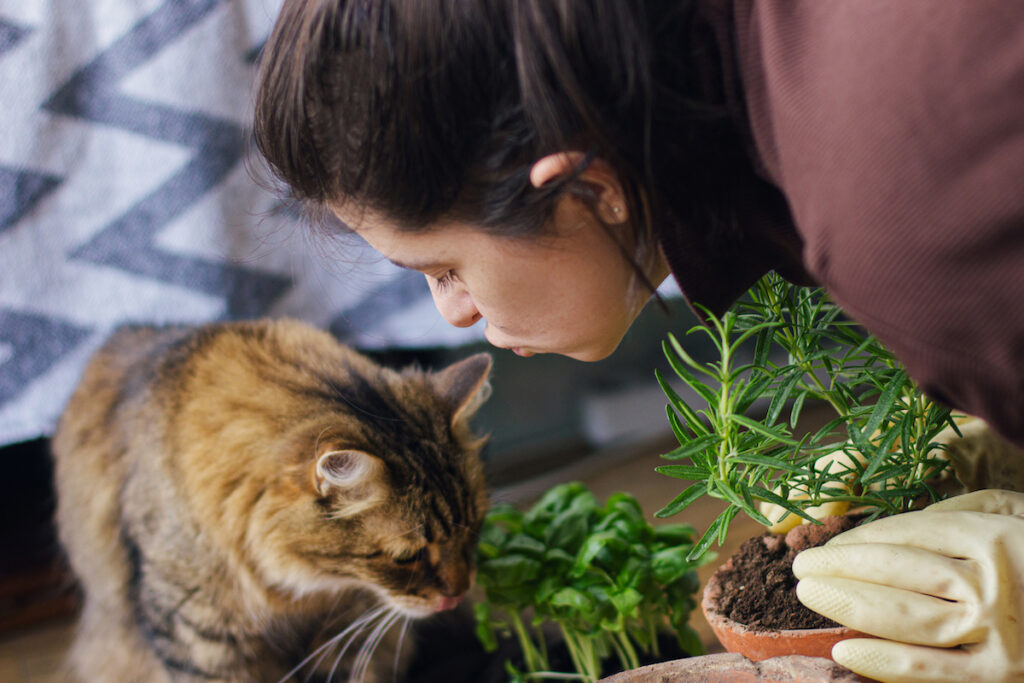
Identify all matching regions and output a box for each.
[511,348,534,357]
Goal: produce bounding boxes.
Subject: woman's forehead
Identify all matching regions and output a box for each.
[328,201,387,233]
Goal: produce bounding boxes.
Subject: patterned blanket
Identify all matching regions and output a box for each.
[0,0,482,447]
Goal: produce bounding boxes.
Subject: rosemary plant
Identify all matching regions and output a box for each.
[655,273,958,560]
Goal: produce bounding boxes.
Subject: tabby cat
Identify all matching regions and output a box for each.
[52,319,492,682]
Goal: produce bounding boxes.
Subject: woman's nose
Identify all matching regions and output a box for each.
[429,279,481,328]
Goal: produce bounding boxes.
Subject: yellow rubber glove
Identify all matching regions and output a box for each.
[792,489,1024,683]
[938,418,1024,494]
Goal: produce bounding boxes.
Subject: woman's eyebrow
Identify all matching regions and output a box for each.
[388,257,441,272]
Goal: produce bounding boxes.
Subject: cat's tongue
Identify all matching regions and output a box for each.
[434,595,462,612]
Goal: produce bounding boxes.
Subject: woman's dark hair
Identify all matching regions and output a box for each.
[253,0,749,285]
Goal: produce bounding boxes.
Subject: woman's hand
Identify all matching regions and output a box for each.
[793,489,1024,683]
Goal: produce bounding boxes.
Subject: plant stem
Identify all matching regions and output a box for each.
[510,610,547,674]
[716,317,734,482]
[615,630,640,671]
[524,673,586,681]
[558,625,597,683]
[647,616,660,658]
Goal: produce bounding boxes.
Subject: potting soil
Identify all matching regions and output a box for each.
[714,515,859,631]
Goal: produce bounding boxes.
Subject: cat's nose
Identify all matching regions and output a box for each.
[434,595,463,612]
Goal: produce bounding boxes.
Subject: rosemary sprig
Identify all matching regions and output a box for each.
[656,273,956,560]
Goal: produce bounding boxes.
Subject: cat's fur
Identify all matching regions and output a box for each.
[52,319,492,682]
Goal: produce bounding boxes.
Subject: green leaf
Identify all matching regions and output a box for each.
[534,575,564,604]
[727,452,805,474]
[478,519,509,547]
[652,523,696,545]
[609,587,643,617]
[753,322,777,368]
[655,464,709,480]
[594,513,642,543]
[728,320,782,356]
[483,503,522,529]
[730,413,799,445]
[862,419,903,481]
[665,405,692,446]
[654,482,705,518]
[735,368,776,415]
[664,336,719,404]
[572,531,628,577]
[766,367,804,425]
[657,370,711,437]
[789,390,808,429]
[712,479,771,527]
[863,369,908,438]
[472,602,499,652]
[616,555,648,590]
[650,546,697,584]
[810,415,850,444]
[659,433,721,461]
[504,533,546,558]
[479,555,543,588]
[748,485,821,525]
[606,492,644,521]
[544,508,590,554]
[715,506,739,547]
[549,587,594,612]
[504,660,528,683]
[528,481,586,519]
[686,508,730,562]
[476,542,501,560]
[543,547,576,567]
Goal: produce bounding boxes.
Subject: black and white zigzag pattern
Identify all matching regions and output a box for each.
[0,0,482,446]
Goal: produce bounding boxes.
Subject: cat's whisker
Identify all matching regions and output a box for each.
[391,615,412,683]
[350,608,400,683]
[299,594,352,682]
[351,608,399,682]
[349,612,390,682]
[280,604,388,683]
[324,605,391,682]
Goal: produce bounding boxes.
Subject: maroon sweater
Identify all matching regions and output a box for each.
[661,1,1024,445]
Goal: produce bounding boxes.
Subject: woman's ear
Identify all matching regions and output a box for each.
[529,152,628,224]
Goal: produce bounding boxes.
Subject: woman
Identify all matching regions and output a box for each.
[253,2,1024,681]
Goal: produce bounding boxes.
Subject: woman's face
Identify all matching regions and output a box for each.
[334,198,669,361]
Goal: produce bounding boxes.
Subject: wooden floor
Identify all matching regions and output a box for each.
[0,433,770,680]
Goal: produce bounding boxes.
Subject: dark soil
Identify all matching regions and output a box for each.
[714,515,860,631]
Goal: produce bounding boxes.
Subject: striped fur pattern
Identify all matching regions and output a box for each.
[52,319,492,682]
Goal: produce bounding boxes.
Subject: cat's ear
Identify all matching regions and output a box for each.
[431,353,493,423]
[315,449,386,514]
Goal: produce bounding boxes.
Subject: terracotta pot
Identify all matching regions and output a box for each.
[702,554,863,661]
[599,652,873,683]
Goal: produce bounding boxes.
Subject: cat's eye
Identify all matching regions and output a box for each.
[391,548,426,565]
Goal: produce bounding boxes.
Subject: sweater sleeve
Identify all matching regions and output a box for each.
[736,0,1024,444]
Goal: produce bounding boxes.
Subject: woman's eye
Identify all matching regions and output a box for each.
[392,549,425,565]
[433,271,455,293]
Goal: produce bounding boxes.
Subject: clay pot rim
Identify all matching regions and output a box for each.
[701,555,853,638]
